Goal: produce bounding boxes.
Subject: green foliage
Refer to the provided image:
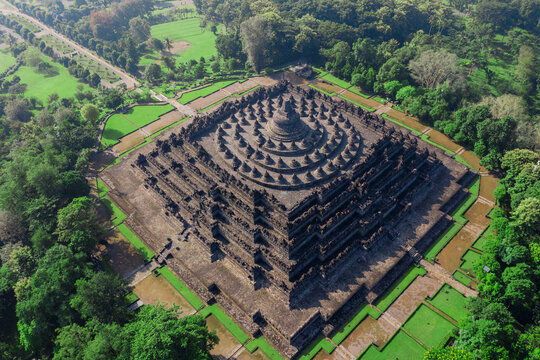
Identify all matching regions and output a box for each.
[70,272,133,324]
[56,197,104,244]
[423,347,473,360]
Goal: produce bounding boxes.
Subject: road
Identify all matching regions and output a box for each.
[0,0,139,89]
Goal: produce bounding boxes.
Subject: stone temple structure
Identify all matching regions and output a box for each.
[105,81,476,358]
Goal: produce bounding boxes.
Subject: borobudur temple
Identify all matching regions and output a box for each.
[102,81,476,358]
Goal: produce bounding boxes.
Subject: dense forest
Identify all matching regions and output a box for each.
[0,0,538,358]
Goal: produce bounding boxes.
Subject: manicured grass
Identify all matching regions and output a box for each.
[359,330,426,360]
[101,196,127,226]
[338,94,376,112]
[177,84,219,104]
[375,265,427,312]
[155,266,205,310]
[320,73,351,89]
[122,104,175,127]
[308,84,335,96]
[348,86,371,98]
[312,66,327,77]
[0,49,16,73]
[421,133,456,155]
[468,177,480,196]
[427,284,469,325]
[472,234,489,252]
[372,96,387,104]
[455,154,473,169]
[11,56,90,102]
[382,113,422,135]
[403,304,457,348]
[331,304,382,344]
[460,250,481,275]
[96,178,109,198]
[451,193,477,225]
[297,336,336,360]
[453,269,473,287]
[245,337,285,360]
[124,292,140,306]
[146,18,219,65]
[424,222,463,262]
[199,304,250,344]
[101,114,139,147]
[116,223,154,262]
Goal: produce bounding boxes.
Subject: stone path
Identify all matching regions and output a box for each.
[420,259,478,297]
[149,90,197,117]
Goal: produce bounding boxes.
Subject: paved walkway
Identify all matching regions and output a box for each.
[420,259,478,297]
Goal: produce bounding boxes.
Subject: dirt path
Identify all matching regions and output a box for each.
[0,5,139,89]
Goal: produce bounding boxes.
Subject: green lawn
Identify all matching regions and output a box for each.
[360,330,426,360]
[245,337,285,360]
[11,56,90,102]
[424,222,463,262]
[348,86,371,98]
[320,73,351,89]
[177,80,236,104]
[155,267,205,310]
[460,250,482,275]
[122,104,175,127]
[297,336,336,360]
[472,234,489,252]
[453,270,474,287]
[0,49,16,73]
[375,265,427,312]
[451,193,477,225]
[403,304,457,348]
[140,18,220,66]
[427,284,469,325]
[101,114,138,147]
[96,178,109,198]
[420,133,456,155]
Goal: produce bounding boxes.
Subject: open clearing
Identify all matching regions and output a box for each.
[0,48,15,72]
[11,55,90,102]
[139,17,219,66]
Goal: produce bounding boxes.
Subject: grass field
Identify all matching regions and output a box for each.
[460,250,482,275]
[453,270,474,287]
[140,18,220,66]
[122,104,175,127]
[101,196,127,226]
[375,265,427,312]
[427,284,469,325]
[11,55,90,102]
[0,49,16,73]
[403,304,457,348]
[360,330,426,360]
[451,193,477,225]
[297,337,336,360]
[101,114,138,147]
[320,73,352,89]
[177,80,236,104]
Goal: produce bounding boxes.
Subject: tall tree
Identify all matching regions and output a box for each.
[240,16,271,72]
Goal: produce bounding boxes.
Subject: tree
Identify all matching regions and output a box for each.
[80,104,100,124]
[144,64,162,85]
[125,305,218,360]
[513,197,540,235]
[128,17,150,43]
[0,211,26,244]
[56,197,103,244]
[5,98,32,123]
[70,272,132,324]
[240,16,271,72]
[16,245,86,353]
[408,50,460,89]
